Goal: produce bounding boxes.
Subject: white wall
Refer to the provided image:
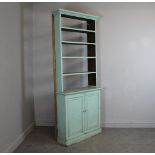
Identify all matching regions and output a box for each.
[0,3,34,152]
[22,3,34,129]
[33,2,155,127]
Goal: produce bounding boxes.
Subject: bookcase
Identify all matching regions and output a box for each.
[52,9,101,145]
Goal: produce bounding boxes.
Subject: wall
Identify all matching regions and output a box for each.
[22,3,34,130]
[33,2,155,127]
[0,3,34,152]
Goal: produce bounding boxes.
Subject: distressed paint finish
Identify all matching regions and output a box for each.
[53,11,63,92]
[57,89,101,146]
[85,91,100,132]
[52,9,101,145]
[66,93,84,139]
[52,9,99,20]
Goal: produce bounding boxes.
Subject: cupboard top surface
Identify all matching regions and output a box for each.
[52,9,99,20]
[57,86,101,95]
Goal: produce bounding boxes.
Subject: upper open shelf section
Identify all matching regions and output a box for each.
[52,9,99,92]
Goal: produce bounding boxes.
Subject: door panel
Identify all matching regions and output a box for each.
[67,94,84,139]
[85,91,100,132]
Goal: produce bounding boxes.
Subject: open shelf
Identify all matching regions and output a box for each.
[62,44,96,57]
[63,57,89,74]
[62,41,95,45]
[63,73,96,91]
[61,26,95,33]
[62,30,95,44]
[62,56,96,59]
[61,14,95,31]
[63,72,96,76]
[62,44,88,57]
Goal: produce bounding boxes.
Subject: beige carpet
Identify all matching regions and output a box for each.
[14,127,155,153]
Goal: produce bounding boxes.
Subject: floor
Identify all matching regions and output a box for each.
[15,127,155,153]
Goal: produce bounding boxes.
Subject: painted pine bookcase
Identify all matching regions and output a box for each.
[52,9,101,145]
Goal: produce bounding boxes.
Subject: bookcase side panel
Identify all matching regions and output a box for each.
[54,13,63,92]
[95,20,98,86]
[57,94,67,140]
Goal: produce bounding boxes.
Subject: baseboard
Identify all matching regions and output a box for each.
[4,122,34,153]
[35,120,155,128]
[102,123,155,128]
[35,119,55,126]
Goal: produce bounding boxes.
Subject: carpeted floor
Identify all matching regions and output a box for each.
[14,127,155,153]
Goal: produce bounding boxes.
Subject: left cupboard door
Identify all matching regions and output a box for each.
[66,94,84,139]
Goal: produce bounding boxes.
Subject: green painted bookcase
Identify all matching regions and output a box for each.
[52,9,101,145]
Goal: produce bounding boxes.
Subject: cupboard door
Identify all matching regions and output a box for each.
[85,91,100,132]
[66,94,84,139]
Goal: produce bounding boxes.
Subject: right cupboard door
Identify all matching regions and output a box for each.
[85,91,100,133]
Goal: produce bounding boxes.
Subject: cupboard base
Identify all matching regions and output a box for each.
[57,128,102,146]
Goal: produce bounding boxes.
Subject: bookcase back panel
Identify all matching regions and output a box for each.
[88,45,96,57]
[87,32,95,43]
[87,20,95,31]
[88,73,96,86]
[88,59,96,72]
